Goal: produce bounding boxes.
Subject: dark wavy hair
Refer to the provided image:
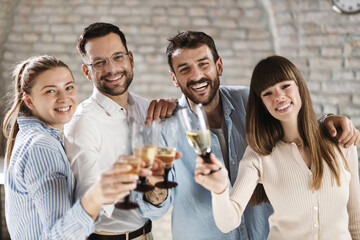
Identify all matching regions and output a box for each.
[77,22,128,57]
[166,31,219,73]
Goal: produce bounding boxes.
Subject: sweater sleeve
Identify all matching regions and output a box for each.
[25,145,94,240]
[346,146,360,239]
[211,146,261,233]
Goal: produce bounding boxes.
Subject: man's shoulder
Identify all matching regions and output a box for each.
[220,85,249,106]
[220,85,250,96]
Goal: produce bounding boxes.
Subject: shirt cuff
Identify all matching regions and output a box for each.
[74,199,96,235]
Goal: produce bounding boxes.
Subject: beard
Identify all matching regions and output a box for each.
[179,75,220,106]
[96,70,134,96]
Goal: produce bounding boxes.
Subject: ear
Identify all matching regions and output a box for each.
[169,71,179,87]
[216,57,223,76]
[128,51,134,68]
[82,64,92,81]
[23,93,34,110]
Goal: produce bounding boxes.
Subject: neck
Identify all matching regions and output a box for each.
[281,120,303,145]
[188,91,223,129]
[104,90,129,111]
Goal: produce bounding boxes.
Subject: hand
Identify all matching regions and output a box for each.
[323,115,360,147]
[81,162,138,220]
[145,98,178,125]
[194,154,229,194]
[146,151,182,185]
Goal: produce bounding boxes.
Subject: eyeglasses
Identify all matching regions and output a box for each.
[85,52,129,72]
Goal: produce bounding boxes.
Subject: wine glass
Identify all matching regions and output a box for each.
[114,155,141,210]
[154,118,178,189]
[131,121,157,192]
[178,104,212,163]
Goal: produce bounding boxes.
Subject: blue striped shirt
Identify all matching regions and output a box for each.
[5,117,94,240]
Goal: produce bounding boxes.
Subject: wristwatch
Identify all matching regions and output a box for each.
[331,0,360,14]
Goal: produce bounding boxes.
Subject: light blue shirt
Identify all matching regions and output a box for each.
[5,117,94,240]
[136,86,273,240]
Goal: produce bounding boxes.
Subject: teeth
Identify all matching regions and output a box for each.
[192,82,208,90]
[56,106,70,112]
[277,103,290,111]
[107,75,123,81]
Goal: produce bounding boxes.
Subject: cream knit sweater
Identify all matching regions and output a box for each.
[212,142,360,240]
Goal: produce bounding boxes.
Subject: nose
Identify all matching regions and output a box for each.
[191,66,204,81]
[273,89,284,102]
[105,58,117,72]
[57,90,67,102]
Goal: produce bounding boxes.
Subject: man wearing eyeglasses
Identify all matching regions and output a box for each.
[64,22,174,240]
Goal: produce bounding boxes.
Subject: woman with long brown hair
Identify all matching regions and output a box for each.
[195,55,360,239]
[3,55,141,239]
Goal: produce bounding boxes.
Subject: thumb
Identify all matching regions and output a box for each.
[209,154,223,167]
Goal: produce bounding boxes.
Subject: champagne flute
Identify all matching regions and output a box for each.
[131,121,157,192]
[178,104,212,163]
[154,118,178,189]
[114,155,141,210]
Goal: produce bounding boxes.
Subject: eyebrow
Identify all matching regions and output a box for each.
[41,80,74,91]
[92,51,127,61]
[176,56,210,71]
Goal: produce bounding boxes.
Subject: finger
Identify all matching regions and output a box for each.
[175,151,182,160]
[196,156,205,164]
[159,102,170,119]
[151,168,165,177]
[139,168,152,177]
[354,130,360,146]
[343,134,358,148]
[166,99,177,118]
[339,127,353,146]
[101,172,139,185]
[106,163,133,175]
[209,154,224,167]
[104,182,137,195]
[152,99,164,120]
[337,120,351,142]
[324,119,337,137]
[152,159,164,170]
[145,100,157,125]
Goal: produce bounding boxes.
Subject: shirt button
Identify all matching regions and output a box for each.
[314,223,318,228]
[313,206,318,211]
[308,172,312,176]
[232,161,236,165]
[312,190,316,193]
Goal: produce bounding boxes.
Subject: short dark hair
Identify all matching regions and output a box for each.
[166,31,220,73]
[77,22,128,57]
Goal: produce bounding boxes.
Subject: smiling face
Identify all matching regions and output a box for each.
[82,32,134,98]
[260,80,302,125]
[23,67,78,129]
[170,44,222,106]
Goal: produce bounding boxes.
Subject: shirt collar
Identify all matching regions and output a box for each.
[219,86,235,117]
[91,87,127,116]
[17,116,62,141]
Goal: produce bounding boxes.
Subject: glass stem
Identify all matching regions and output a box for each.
[139,176,146,185]
[164,168,170,183]
[201,151,211,164]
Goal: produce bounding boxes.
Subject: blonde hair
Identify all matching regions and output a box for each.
[2,55,70,168]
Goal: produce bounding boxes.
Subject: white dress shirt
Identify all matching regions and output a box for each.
[64,87,150,233]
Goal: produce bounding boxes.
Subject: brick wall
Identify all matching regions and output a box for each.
[0,0,359,239]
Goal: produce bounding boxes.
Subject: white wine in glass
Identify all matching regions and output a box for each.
[155,147,177,189]
[131,121,157,192]
[114,155,140,210]
[179,104,212,163]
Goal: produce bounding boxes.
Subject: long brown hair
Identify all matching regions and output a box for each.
[2,55,70,168]
[246,55,346,205]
